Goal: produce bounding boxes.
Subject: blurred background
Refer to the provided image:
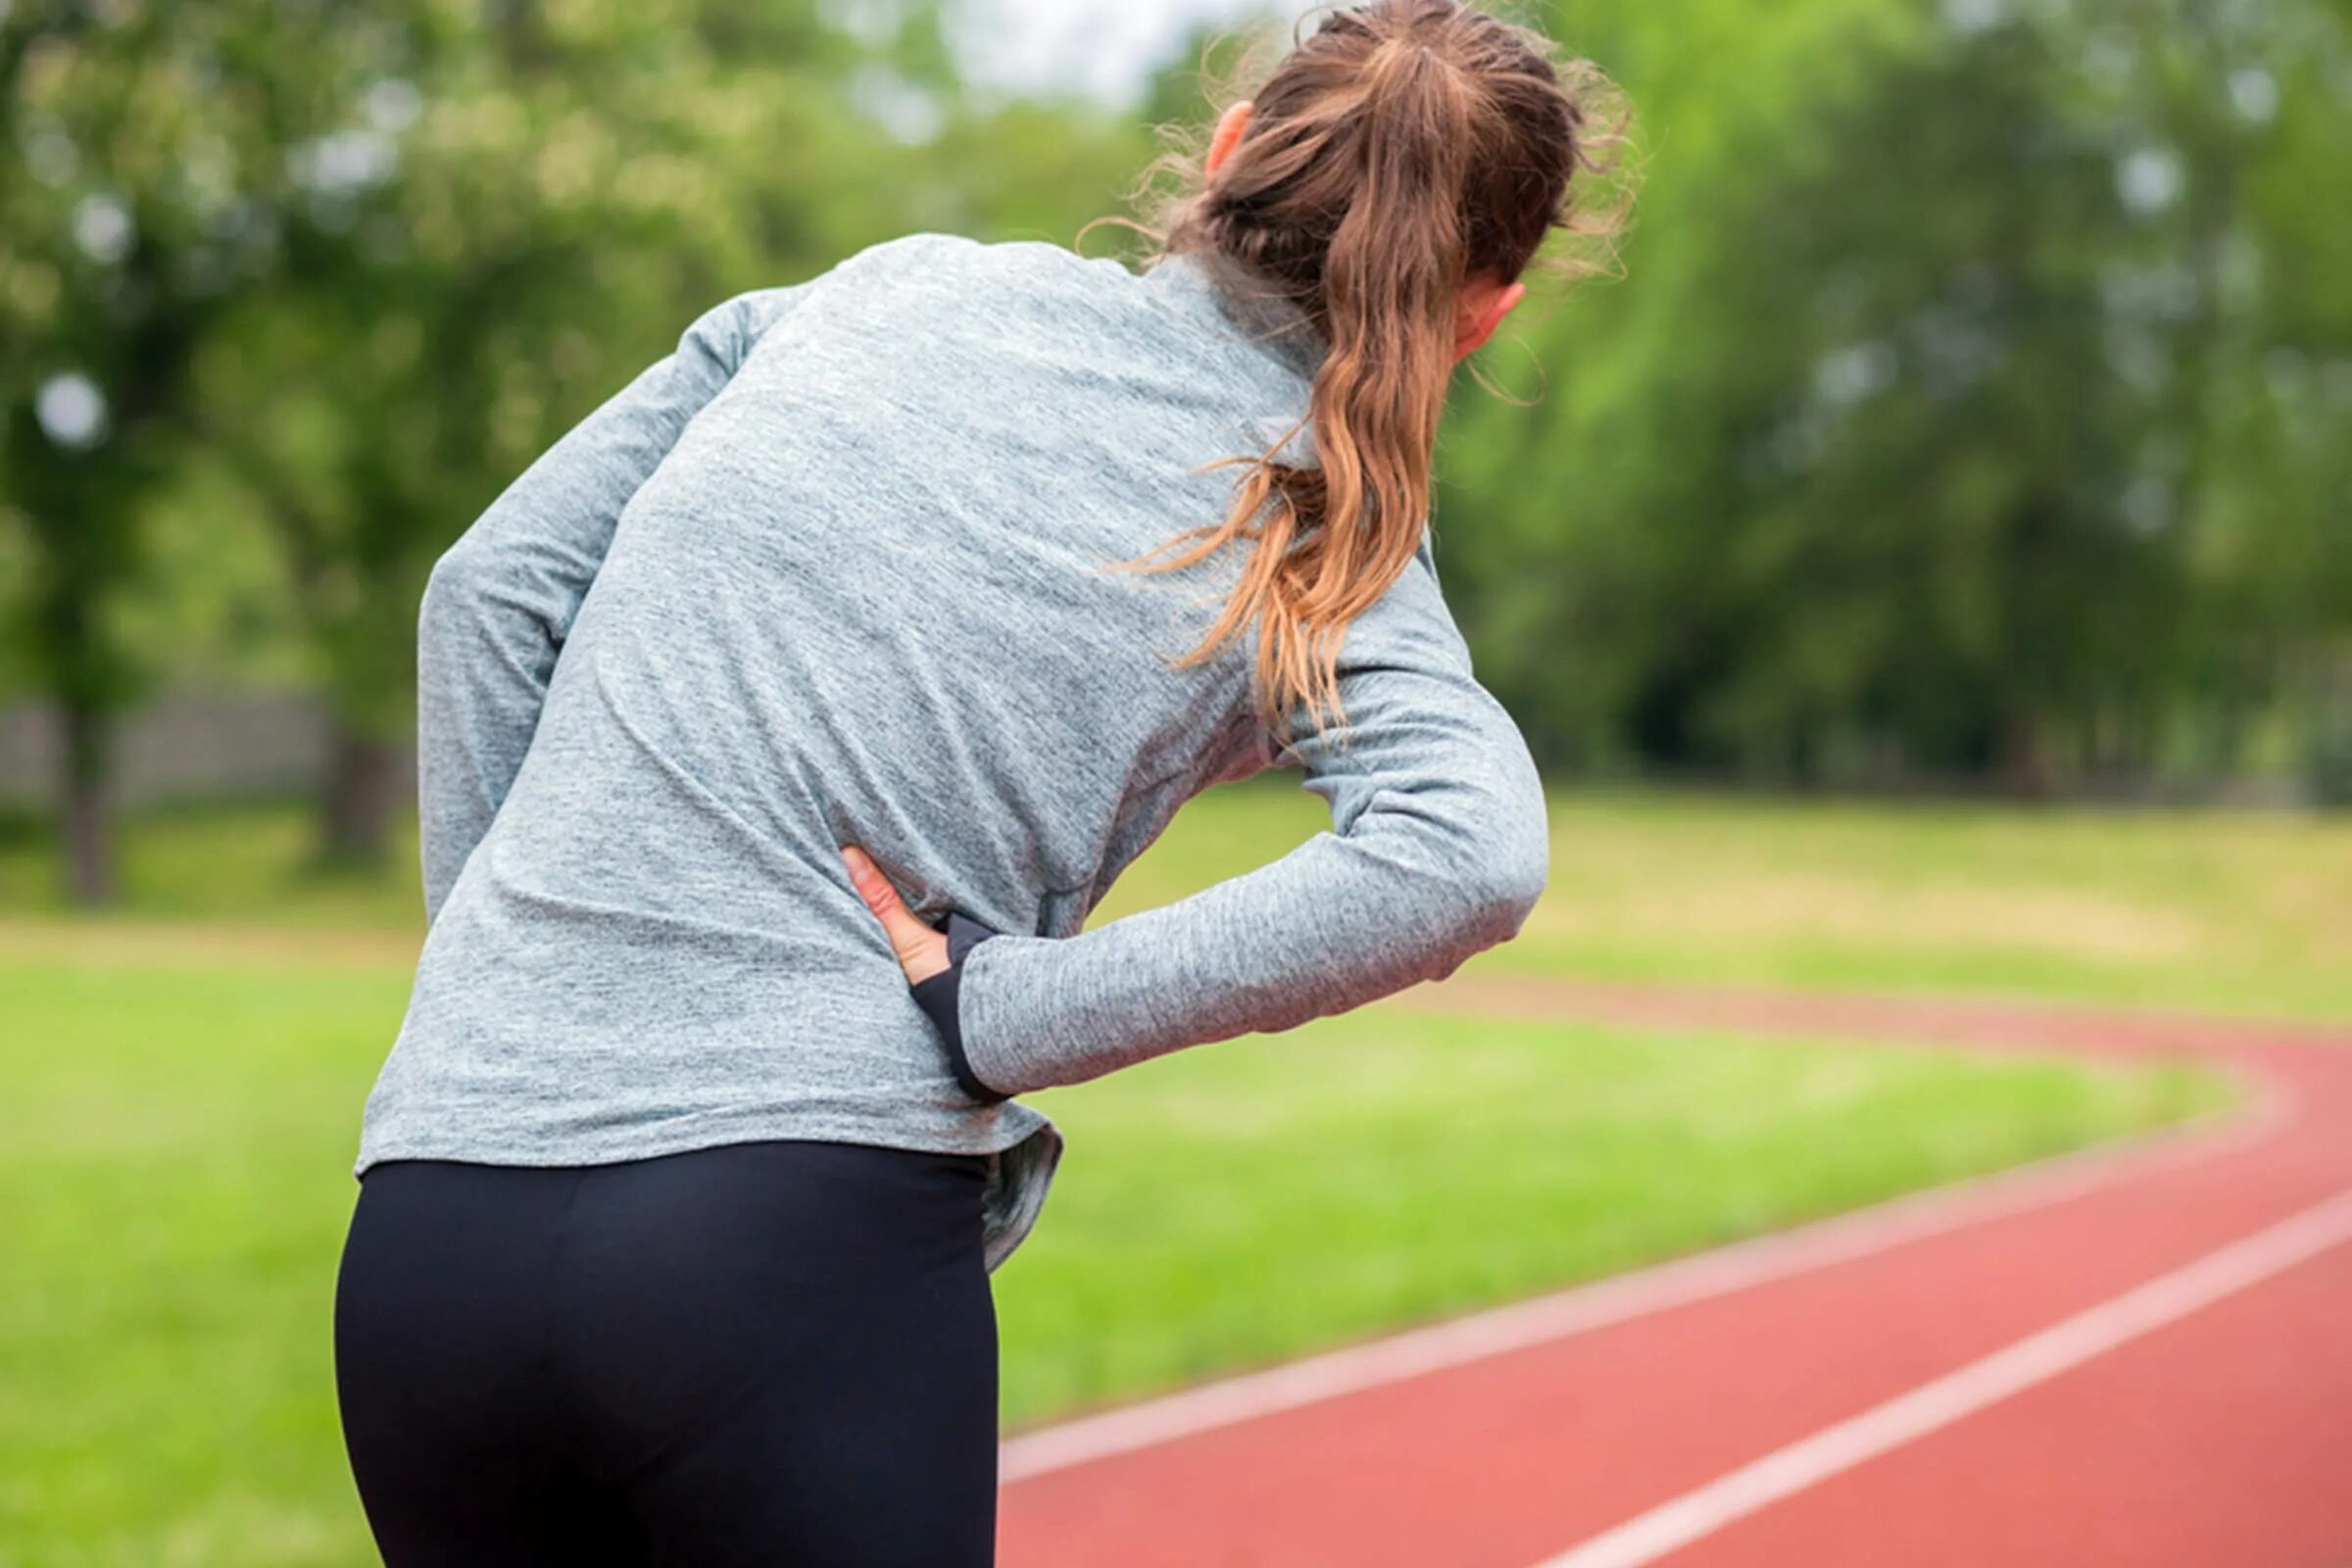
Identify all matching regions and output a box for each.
[1,0,2346,1562]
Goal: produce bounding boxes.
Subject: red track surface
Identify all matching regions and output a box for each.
[993,980,2352,1566]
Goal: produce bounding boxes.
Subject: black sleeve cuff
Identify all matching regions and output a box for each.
[910,909,1012,1104]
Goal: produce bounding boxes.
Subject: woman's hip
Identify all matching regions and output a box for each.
[334,1138,999,1559]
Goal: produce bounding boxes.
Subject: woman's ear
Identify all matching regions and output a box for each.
[1454,278,1526,362]
[1206,100,1254,178]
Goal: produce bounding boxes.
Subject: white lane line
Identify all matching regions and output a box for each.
[1531,1185,2352,1568]
[998,1078,2284,1484]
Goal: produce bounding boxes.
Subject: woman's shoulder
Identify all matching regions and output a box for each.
[828,229,1271,383]
[843,229,1136,290]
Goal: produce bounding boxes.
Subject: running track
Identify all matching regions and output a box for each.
[992,979,2352,1566]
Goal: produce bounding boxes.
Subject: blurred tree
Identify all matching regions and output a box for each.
[0,1,956,884]
[0,5,247,900]
[191,0,889,869]
[1440,0,2351,798]
[2132,0,2352,801]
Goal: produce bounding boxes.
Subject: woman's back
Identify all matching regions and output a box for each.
[362,231,1546,1275]
[365,233,1303,1260]
[564,231,1317,941]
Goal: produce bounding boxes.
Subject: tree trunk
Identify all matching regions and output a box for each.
[319,720,401,868]
[60,702,116,906]
[1996,710,2057,800]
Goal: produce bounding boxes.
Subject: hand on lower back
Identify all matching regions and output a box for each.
[841,846,951,985]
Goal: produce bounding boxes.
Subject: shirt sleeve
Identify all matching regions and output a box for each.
[948,533,1550,1098]
[414,282,812,924]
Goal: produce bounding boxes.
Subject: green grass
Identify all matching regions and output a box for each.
[0,783,2316,1563]
[0,799,423,932]
[1,960,413,1568]
[7,782,2346,1018]
[1103,782,2352,1024]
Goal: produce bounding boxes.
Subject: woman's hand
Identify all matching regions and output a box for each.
[841,846,951,985]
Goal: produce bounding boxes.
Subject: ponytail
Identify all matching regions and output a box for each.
[1292,39,1474,745]
[1092,1,1624,755]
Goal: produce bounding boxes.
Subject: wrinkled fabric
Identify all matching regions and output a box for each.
[359,231,1550,1274]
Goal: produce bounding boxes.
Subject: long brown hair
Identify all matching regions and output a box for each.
[1086,0,1628,757]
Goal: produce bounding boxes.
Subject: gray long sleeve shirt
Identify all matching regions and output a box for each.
[358,230,1551,1273]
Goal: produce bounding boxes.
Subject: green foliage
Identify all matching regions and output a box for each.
[1442,0,2352,792]
[0,7,224,746]
[191,1,877,746]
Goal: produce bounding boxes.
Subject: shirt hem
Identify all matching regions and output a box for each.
[355,1102,1066,1275]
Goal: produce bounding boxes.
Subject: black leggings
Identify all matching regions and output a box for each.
[333,1140,999,1566]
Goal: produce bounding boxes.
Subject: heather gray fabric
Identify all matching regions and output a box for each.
[358,230,1551,1274]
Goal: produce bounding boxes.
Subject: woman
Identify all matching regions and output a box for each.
[333,2,1617,1562]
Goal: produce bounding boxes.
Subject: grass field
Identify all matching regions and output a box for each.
[4,782,2329,1564]
[1109,783,2352,1023]
[9,780,2347,1018]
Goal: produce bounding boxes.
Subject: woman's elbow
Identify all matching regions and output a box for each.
[416,539,525,658]
[418,541,485,631]
[1471,722,1551,924]
[1434,788,1550,959]
[1465,828,1548,942]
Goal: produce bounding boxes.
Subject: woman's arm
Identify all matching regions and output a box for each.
[415,282,811,923]
[923,534,1551,1099]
